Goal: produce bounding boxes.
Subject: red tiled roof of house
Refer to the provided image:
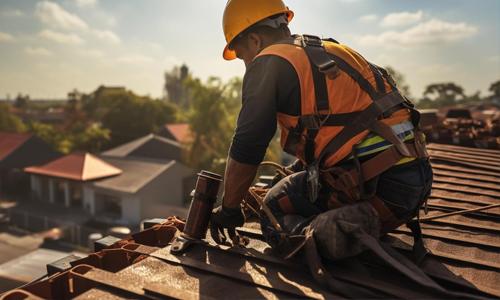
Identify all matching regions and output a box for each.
[165,123,192,143]
[0,132,32,161]
[24,152,122,181]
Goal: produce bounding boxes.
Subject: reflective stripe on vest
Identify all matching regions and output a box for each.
[256,41,412,167]
[349,121,416,165]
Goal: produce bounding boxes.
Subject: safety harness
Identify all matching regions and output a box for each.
[284,35,430,261]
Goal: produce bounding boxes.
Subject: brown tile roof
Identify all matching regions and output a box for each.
[0,132,32,161]
[3,143,499,299]
[165,123,191,143]
[24,153,122,181]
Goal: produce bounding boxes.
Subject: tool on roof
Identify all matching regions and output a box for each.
[171,170,222,254]
[420,202,500,222]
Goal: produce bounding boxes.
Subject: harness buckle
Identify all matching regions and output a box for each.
[306,162,320,203]
[301,34,323,47]
[318,60,337,72]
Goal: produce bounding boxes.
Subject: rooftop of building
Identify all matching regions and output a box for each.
[24,152,122,182]
[1,143,499,299]
[0,132,32,161]
[93,156,176,194]
[102,134,182,162]
[162,123,192,144]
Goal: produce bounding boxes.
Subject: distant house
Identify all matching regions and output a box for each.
[0,132,60,196]
[159,123,192,145]
[102,133,184,162]
[16,108,67,125]
[25,152,193,225]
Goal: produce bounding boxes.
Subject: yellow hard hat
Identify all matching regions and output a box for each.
[222,0,294,60]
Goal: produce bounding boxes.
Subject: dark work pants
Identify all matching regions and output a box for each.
[260,158,433,249]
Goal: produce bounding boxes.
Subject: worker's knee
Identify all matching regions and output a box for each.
[309,201,380,260]
[260,171,317,248]
[263,171,306,204]
[377,158,433,221]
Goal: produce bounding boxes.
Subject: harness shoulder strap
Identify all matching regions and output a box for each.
[369,63,387,94]
[298,35,333,164]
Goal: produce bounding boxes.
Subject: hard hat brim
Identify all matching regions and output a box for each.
[222,10,294,61]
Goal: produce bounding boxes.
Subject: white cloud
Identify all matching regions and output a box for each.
[25,46,53,57]
[358,19,478,47]
[116,54,154,64]
[381,10,424,27]
[1,9,25,17]
[359,14,378,23]
[416,63,455,75]
[0,32,14,42]
[79,49,105,58]
[35,1,88,30]
[75,0,98,8]
[39,29,84,45]
[93,29,121,44]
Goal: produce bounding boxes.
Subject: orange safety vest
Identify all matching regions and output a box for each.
[255,35,416,169]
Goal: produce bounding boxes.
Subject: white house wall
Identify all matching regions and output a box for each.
[82,185,96,215]
[120,196,141,225]
[139,162,193,222]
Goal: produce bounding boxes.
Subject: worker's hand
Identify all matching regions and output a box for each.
[209,205,244,245]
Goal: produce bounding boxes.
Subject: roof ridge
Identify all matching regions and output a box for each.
[82,153,122,181]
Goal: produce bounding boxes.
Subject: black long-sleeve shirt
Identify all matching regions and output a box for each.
[229,55,301,165]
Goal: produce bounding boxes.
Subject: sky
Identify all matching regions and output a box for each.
[0,0,499,100]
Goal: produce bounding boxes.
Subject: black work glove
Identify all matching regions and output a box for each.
[209,205,244,245]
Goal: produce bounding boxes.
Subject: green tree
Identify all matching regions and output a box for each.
[488,80,500,104]
[73,123,111,153]
[459,91,482,106]
[184,76,238,173]
[27,122,66,152]
[384,66,411,97]
[418,82,466,108]
[14,93,29,110]
[183,75,282,173]
[83,88,178,147]
[27,121,110,154]
[0,103,26,132]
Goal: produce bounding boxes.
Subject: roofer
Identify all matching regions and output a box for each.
[210,0,433,257]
